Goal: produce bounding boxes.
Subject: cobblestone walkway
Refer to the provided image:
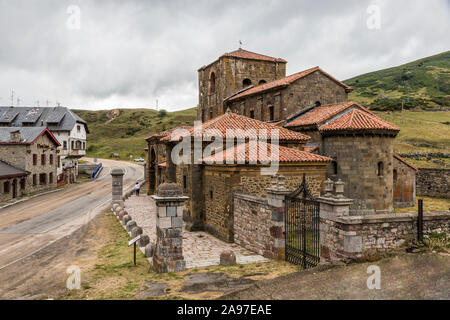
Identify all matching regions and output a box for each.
[124,195,268,268]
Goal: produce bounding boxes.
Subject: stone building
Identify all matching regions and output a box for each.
[0,160,28,203]
[146,111,331,242]
[0,127,60,202]
[0,106,88,185]
[146,48,417,243]
[393,154,418,207]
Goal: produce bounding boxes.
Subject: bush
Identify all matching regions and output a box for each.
[158,109,167,118]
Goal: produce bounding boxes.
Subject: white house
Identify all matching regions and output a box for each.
[0,106,89,185]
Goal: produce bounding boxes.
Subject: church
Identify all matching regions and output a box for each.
[146,48,417,242]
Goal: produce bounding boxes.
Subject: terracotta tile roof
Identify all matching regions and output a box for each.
[145,126,192,141]
[319,108,400,132]
[160,112,310,143]
[202,141,331,164]
[221,48,287,63]
[227,67,352,102]
[304,145,319,153]
[393,154,418,172]
[285,101,370,128]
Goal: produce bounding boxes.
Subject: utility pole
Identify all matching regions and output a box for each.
[16,97,21,106]
[11,90,15,106]
[156,99,158,111]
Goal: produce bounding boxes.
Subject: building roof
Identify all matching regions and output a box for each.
[285,101,367,128]
[160,112,310,143]
[0,127,61,146]
[0,160,28,179]
[145,126,192,141]
[198,48,286,71]
[319,108,400,133]
[0,106,88,133]
[202,141,331,164]
[227,67,352,102]
[393,154,419,172]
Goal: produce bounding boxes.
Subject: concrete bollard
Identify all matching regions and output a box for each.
[138,235,150,247]
[118,210,126,221]
[220,250,236,266]
[123,215,131,226]
[131,226,143,238]
[126,220,137,232]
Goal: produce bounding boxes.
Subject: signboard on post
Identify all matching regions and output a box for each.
[128,235,141,266]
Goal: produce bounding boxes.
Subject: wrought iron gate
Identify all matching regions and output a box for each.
[285,174,320,269]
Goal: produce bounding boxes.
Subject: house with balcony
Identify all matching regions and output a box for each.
[0,106,89,185]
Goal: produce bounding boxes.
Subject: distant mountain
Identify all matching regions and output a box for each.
[345,51,450,110]
[72,107,197,160]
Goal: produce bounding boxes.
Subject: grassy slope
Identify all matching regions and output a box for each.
[345,51,450,109]
[72,108,197,160]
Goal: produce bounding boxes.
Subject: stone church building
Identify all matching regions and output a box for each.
[146,48,416,241]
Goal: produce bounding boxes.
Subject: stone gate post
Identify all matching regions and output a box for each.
[265,175,291,260]
[317,179,354,263]
[111,168,125,208]
[151,182,189,273]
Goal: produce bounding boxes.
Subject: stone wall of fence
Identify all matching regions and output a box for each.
[320,210,450,262]
[416,168,450,199]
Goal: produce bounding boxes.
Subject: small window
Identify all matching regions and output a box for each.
[393,169,398,184]
[201,111,205,122]
[57,156,61,168]
[183,175,187,190]
[209,109,213,120]
[332,161,338,175]
[77,125,81,132]
[250,110,255,119]
[315,101,321,107]
[33,174,37,186]
[39,173,47,185]
[20,178,26,190]
[269,106,274,121]
[71,141,74,150]
[41,154,46,165]
[33,154,37,165]
[3,181,10,194]
[258,80,267,85]
[63,141,67,150]
[49,172,53,184]
[210,72,216,93]
[243,78,252,87]
[209,189,213,200]
[377,162,384,176]
[49,154,53,165]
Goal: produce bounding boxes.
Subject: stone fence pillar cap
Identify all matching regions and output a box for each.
[156,182,182,197]
[111,168,125,175]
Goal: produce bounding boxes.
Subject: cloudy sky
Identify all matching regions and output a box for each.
[0,0,449,111]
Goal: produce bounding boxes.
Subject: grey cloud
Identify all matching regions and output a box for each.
[0,0,448,110]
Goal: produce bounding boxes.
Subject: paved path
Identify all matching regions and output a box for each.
[0,159,144,270]
[221,252,450,300]
[124,195,268,268]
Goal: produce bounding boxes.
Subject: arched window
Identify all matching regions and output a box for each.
[332,160,338,175]
[315,101,321,107]
[377,162,384,176]
[393,169,398,184]
[258,80,267,85]
[243,78,252,87]
[210,72,216,93]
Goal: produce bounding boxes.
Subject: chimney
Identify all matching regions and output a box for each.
[10,130,21,143]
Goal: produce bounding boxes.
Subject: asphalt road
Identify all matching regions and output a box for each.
[0,159,144,270]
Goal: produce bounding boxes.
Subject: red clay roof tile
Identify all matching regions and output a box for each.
[227,67,352,102]
[202,141,331,164]
[393,154,418,172]
[285,101,370,128]
[160,112,310,143]
[222,48,287,63]
[319,108,400,132]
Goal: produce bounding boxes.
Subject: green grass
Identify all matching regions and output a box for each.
[346,50,450,110]
[72,107,197,160]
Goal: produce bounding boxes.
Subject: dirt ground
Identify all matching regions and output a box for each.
[0,211,299,300]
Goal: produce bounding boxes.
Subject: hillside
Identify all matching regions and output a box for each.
[346,51,450,110]
[72,107,197,160]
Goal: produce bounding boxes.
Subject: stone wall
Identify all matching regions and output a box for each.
[393,157,416,207]
[320,210,450,262]
[0,176,27,203]
[198,56,286,120]
[227,70,348,121]
[416,168,450,199]
[322,134,395,214]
